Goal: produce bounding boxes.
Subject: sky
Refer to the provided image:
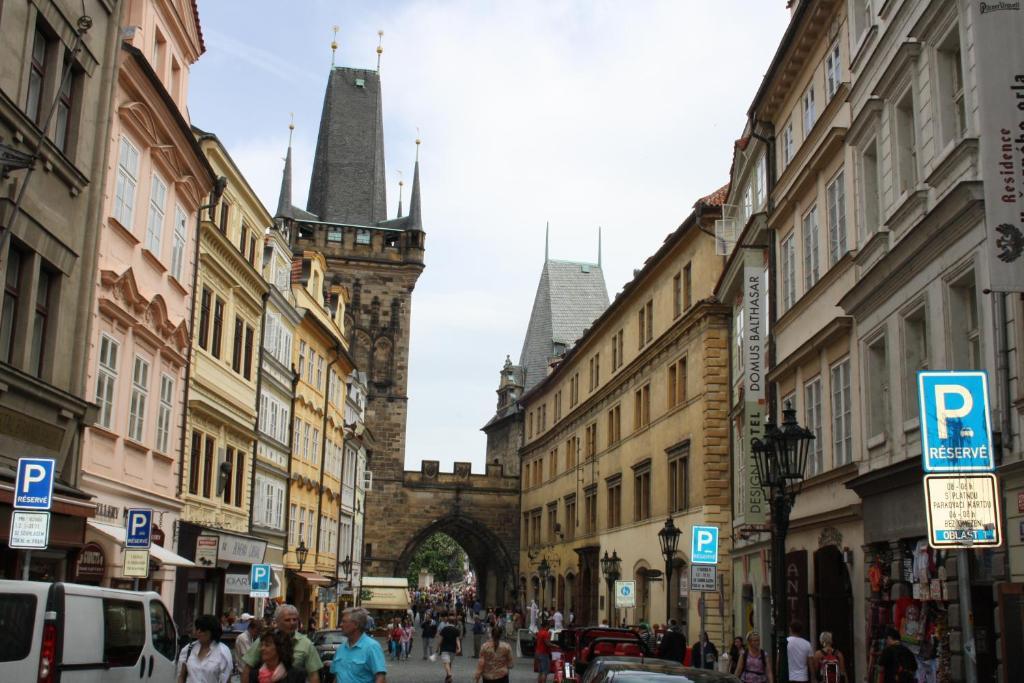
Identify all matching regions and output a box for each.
[187,0,792,473]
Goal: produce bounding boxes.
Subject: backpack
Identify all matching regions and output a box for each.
[818,649,840,683]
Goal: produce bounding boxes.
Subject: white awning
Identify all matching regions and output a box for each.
[87,520,196,567]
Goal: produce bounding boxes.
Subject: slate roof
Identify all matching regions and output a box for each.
[518,259,610,394]
[306,67,387,225]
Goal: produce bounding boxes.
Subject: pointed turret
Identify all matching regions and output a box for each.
[406,140,423,232]
[276,143,293,220]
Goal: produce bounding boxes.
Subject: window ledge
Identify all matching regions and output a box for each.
[141,247,167,273]
[168,275,188,297]
[123,437,149,455]
[108,216,140,246]
[88,424,119,441]
[866,433,887,449]
[902,417,920,434]
[152,448,175,463]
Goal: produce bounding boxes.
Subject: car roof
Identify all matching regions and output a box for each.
[601,662,739,682]
[593,658,686,673]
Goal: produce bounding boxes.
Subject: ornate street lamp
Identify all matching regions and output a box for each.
[751,407,814,683]
[658,517,682,622]
[600,550,621,626]
[538,558,551,613]
[296,540,309,572]
[341,555,353,576]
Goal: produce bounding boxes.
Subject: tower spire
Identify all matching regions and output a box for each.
[598,226,602,267]
[545,222,549,261]
[376,30,384,71]
[276,115,295,220]
[406,138,423,231]
[397,171,404,218]
[331,25,339,67]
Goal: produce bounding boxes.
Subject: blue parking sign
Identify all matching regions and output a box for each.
[691,525,719,564]
[15,458,55,510]
[918,371,994,472]
[125,508,153,549]
[251,564,272,597]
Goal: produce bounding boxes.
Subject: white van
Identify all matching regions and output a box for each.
[0,580,178,682]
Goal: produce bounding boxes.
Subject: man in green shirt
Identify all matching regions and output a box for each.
[240,604,322,682]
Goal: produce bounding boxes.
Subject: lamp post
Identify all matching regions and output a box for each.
[341,555,352,576]
[296,540,309,572]
[538,558,551,616]
[600,550,621,626]
[751,407,814,683]
[658,517,682,624]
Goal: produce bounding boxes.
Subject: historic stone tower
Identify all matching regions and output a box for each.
[278,64,424,577]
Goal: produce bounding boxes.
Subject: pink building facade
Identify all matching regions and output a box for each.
[79,0,213,602]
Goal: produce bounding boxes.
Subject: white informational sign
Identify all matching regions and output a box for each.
[690,564,717,592]
[967,0,1024,292]
[614,580,636,608]
[225,573,251,595]
[924,473,1002,548]
[122,549,150,578]
[742,255,767,523]
[195,534,219,567]
[9,511,51,549]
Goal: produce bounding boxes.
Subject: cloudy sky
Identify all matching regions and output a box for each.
[188,0,792,472]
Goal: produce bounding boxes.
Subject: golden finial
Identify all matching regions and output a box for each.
[415,129,421,162]
[331,25,340,67]
[288,112,295,146]
[376,30,384,71]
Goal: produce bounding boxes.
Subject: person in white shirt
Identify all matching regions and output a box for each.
[786,621,813,683]
[234,618,259,671]
[551,609,563,630]
[177,614,234,683]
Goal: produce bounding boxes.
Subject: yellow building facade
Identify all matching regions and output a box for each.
[286,250,353,628]
[519,191,732,645]
[178,130,270,624]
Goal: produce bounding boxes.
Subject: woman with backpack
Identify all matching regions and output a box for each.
[735,630,773,683]
[812,631,847,683]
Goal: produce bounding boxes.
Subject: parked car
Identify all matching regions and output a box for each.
[557,627,651,680]
[0,580,178,682]
[584,658,741,683]
[312,629,347,682]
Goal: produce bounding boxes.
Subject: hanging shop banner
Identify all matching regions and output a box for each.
[742,253,767,523]
[924,473,1002,548]
[967,0,1024,292]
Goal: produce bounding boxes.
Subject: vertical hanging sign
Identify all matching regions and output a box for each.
[743,252,767,523]
[968,0,1024,292]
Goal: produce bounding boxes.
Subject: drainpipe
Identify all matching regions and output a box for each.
[248,289,271,533]
[283,366,299,559]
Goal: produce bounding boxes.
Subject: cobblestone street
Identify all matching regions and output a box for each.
[365,637,539,683]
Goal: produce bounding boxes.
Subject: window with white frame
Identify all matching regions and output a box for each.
[827,170,847,264]
[825,41,842,100]
[302,422,310,461]
[254,474,285,530]
[866,335,889,438]
[853,0,873,44]
[128,355,150,442]
[755,156,767,210]
[937,28,966,145]
[312,428,320,464]
[289,503,298,545]
[860,139,881,236]
[831,359,852,465]
[156,373,174,453]
[171,205,187,280]
[902,306,929,420]
[114,136,140,227]
[804,378,823,476]
[145,173,167,254]
[949,270,981,370]
[782,121,795,166]
[95,334,119,429]
[895,88,918,194]
[781,233,796,311]
[802,85,816,138]
[802,205,820,290]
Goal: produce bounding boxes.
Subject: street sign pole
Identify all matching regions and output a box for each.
[22,550,30,581]
[958,549,977,683]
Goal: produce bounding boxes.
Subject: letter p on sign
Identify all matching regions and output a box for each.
[125,508,152,549]
[935,384,973,439]
[691,525,719,565]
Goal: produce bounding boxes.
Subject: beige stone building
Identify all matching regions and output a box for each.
[518,190,732,644]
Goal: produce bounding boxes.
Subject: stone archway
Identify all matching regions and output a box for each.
[395,513,517,608]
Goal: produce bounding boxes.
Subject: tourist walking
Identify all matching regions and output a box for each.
[811,631,846,683]
[422,614,438,660]
[878,627,917,683]
[330,607,387,683]
[401,617,415,661]
[691,630,718,670]
[177,614,234,683]
[437,614,462,683]
[240,604,323,683]
[787,621,813,683]
[735,630,773,683]
[551,607,563,630]
[472,616,486,657]
[729,636,745,675]
[474,625,514,683]
[656,622,687,664]
[533,618,553,683]
[234,619,259,673]
[246,629,307,683]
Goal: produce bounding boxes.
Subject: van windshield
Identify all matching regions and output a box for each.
[0,594,36,662]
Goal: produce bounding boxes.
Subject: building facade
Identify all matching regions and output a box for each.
[0,0,123,582]
[340,369,370,606]
[77,0,212,601]
[518,191,732,645]
[174,129,269,625]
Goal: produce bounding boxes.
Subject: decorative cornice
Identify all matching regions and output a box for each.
[98,268,190,353]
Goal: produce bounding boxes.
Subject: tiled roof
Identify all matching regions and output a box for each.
[518,260,609,393]
[694,183,730,209]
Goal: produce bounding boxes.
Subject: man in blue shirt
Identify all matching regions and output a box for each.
[332,607,387,683]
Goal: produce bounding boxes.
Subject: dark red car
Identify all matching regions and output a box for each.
[556,627,652,680]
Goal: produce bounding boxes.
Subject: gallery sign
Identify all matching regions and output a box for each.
[968,0,1024,292]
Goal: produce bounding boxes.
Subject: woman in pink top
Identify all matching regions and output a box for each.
[400,617,415,661]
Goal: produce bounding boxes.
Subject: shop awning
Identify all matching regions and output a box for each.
[360,577,410,611]
[87,520,196,567]
[295,571,332,585]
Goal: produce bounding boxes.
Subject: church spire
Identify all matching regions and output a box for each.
[397,172,404,218]
[276,115,294,220]
[545,222,549,261]
[406,138,423,232]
